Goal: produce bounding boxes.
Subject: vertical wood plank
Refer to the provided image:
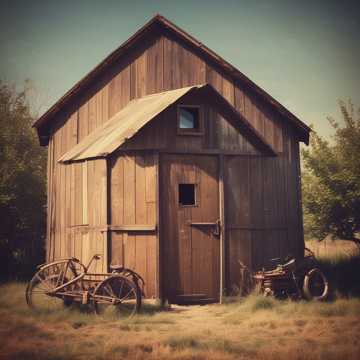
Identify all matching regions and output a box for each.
[123,155,136,224]
[110,156,124,225]
[219,154,225,303]
[154,153,160,299]
[135,155,147,224]
[46,137,53,261]
[82,162,88,224]
[147,36,164,94]
[78,102,89,140]
[109,63,131,117]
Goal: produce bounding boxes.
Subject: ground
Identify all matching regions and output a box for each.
[0,283,360,360]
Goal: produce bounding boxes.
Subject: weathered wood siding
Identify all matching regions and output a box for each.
[225,122,303,292]
[160,154,220,301]
[46,29,304,296]
[109,152,157,297]
[49,33,273,155]
[121,93,258,153]
[47,112,108,274]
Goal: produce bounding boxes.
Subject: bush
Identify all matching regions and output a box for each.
[0,82,46,281]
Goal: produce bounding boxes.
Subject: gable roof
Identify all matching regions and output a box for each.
[33,14,311,144]
[58,84,276,163]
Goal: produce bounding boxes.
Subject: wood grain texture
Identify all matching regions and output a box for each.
[225,150,303,293]
[109,153,157,297]
[45,30,304,301]
[161,154,220,301]
[48,33,285,155]
[121,92,260,154]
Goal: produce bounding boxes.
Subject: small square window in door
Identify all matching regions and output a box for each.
[178,184,196,206]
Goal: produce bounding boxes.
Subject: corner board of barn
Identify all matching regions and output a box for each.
[33,15,311,304]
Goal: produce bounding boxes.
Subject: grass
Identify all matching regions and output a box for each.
[306,239,360,296]
[0,283,360,360]
[318,255,360,297]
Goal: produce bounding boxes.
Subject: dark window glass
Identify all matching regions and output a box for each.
[179,107,200,130]
[178,184,196,206]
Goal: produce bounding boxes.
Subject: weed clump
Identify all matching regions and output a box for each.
[109,344,129,356]
[251,296,275,311]
[136,344,153,353]
[165,336,201,350]
[71,321,86,329]
[118,324,131,331]
[209,338,257,356]
[164,336,258,357]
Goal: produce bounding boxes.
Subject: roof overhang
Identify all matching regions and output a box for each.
[58,84,276,163]
[33,14,311,145]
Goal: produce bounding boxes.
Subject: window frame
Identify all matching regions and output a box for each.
[177,105,204,136]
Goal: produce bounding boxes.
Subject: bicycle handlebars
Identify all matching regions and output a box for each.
[84,254,102,272]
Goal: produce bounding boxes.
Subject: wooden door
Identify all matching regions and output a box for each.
[161,155,220,303]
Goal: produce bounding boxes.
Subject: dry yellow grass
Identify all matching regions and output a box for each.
[306,238,359,260]
[0,283,360,360]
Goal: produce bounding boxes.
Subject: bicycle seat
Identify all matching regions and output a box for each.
[270,257,282,265]
[110,264,124,272]
[281,258,296,271]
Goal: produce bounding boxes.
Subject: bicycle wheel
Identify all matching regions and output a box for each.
[93,275,141,318]
[26,261,73,312]
[303,268,329,301]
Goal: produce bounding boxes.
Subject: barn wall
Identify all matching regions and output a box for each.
[49,32,285,155]
[121,94,258,154]
[112,34,282,155]
[109,152,157,298]
[225,122,304,292]
[47,110,108,273]
[46,30,303,293]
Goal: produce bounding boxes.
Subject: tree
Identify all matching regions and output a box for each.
[0,81,47,280]
[301,100,360,246]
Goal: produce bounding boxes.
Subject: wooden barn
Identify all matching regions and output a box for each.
[33,15,311,304]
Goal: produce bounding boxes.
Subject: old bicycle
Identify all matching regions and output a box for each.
[26,254,144,318]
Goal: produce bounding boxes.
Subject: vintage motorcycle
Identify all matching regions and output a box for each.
[252,248,329,301]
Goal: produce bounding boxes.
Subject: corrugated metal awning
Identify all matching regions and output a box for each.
[58,85,204,163]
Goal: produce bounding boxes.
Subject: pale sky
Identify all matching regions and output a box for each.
[1,0,359,139]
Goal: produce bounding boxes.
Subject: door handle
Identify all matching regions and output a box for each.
[214,219,221,236]
[189,219,221,236]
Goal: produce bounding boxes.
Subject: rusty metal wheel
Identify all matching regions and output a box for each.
[303,268,329,301]
[26,260,82,312]
[26,271,68,312]
[93,275,141,319]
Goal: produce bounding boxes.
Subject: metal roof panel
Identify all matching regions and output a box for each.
[58,85,202,162]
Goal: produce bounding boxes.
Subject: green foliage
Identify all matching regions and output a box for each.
[302,100,360,245]
[0,81,47,280]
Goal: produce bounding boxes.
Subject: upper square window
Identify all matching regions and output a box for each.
[178,106,203,134]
